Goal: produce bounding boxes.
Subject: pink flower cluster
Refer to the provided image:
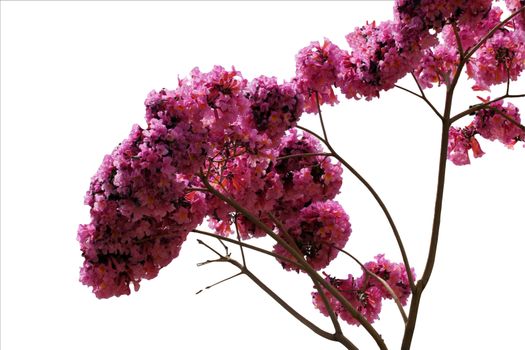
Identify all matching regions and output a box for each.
[473,100,524,145]
[80,66,306,298]
[312,255,415,325]
[295,20,431,102]
[394,0,492,32]
[467,29,525,91]
[290,1,523,95]
[448,100,524,165]
[505,0,525,35]
[78,125,207,298]
[339,20,428,100]
[274,200,351,271]
[206,129,345,244]
[239,76,304,150]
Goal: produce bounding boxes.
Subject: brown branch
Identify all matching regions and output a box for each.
[200,172,388,350]
[296,124,416,293]
[450,93,525,124]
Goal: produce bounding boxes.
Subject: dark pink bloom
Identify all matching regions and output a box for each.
[274,200,351,271]
[237,76,304,151]
[394,0,492,32]
[473,100,524,146]
[312,274,383,326]
[295,39,344,113]
[338,21,428,100]
[273,129,342,215]
[505,0,525,35]
[467,29,525,91]
[205,151,283,239]
[79,125,207,298]
[447,126,485,166]
[362,254,415,306]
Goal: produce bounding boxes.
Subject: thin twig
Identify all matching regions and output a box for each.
[451,22,464,60]
[296,124,415,293]
[192,229,300,266]
[316,91,329,142]
[195,272,243,294]
[234,215,247,267]
[196,238,340,344]
[449,93,525,124]
[276,152,333,161]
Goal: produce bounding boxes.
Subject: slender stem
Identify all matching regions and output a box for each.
[316,91,329,142]
[233,216,247,267]
[197,239,338,343]
[449,93,525,124]
[333,246,408,323]
[192,229,300,267]
[394,73,444,120]
[200,172,388,350]
[296,124,415,293]
[267,213,357,347]
[394,84,421,99]
[195,230,357,348]
[195,272,243,295]
[401,61,455,350]
[276,152,332,161]
[232,260,346,345]
[451,22,464,60]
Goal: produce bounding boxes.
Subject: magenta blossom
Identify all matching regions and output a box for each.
[79,125,207,298]
[447,126,485,166]
[295,39,344,113]
[362,254,415,306]
[274,200,351,271]
[312,274,383,326]
[473,100,524,146]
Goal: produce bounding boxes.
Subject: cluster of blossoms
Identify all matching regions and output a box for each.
[80,66,307,298]
[448,100,524,165]
[78,124,208,298]
[312,255,415,325]
[293,0,525,105]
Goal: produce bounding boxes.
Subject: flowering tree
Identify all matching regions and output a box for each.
[77,1,525,349]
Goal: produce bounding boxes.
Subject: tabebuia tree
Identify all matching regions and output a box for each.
[77,1,525,349]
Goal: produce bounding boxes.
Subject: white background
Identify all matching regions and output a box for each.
[1,1,524,350]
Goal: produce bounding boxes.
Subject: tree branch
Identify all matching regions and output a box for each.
[296,124,416,293]
[199,172,388,350]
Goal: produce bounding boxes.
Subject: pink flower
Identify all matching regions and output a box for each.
[394,0,492,32]
[362,254,415,306]
[274,200,351,271]
[312,274,383,326]
[473,100,524,146]
[79,125,207,298]
[273,129,343,216]
[295,39,344,113]
[467,29,525,91]
[505,0,525,36]
[447,126,485,166]
[205,151,283,239]
[236,76,304,151]
[338,21,428,100]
